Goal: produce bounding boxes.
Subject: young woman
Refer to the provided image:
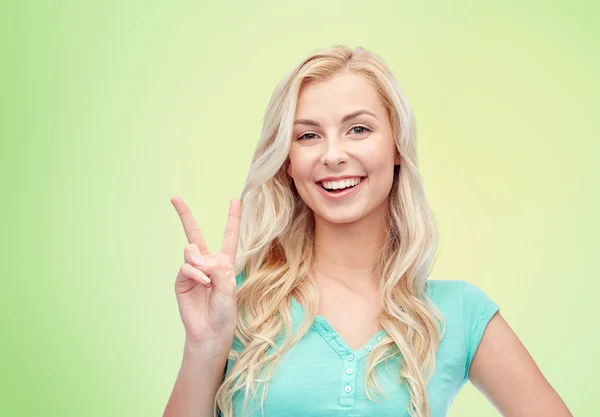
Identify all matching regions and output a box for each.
[163,46,572,417]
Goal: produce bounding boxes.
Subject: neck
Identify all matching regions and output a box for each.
[312,204,388,290]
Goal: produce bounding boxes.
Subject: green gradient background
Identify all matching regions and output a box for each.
[2,0,598,416]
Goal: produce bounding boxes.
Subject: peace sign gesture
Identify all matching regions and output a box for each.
[170,196,241,350]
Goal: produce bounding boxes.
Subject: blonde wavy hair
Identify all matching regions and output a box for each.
[214,45,445,417]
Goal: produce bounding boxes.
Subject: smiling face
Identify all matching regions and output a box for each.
[287,71,400,226]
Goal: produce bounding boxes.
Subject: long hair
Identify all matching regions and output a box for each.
[215,45,445,417]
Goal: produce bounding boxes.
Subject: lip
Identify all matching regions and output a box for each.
[316,175,364,183]
[316,176,366,200]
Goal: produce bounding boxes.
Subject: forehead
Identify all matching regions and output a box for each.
[295,71,384,118]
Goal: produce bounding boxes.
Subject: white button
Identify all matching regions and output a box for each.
[346,368,353,375]
[344,384,353,393]
[366,345,372,352]
[347,354,354,361]
[377,336,383,342]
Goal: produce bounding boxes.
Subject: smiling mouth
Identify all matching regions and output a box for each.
[317,176,366,193]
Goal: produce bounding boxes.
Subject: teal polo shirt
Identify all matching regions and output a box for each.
[226,273,499,416]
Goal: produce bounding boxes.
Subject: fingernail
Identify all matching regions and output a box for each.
[192,256,204,266]
[201,275,211,285]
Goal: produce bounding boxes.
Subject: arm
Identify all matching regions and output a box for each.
[468,312,572,417]
[163,342,229,417]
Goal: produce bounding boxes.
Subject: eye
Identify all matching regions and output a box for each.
[349,125,371,135]
[297,132,319,141]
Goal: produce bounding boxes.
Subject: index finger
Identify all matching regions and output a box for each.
[170,196,209,255]
[220,199,241,259]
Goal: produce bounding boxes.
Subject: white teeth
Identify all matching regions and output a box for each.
[321,177,362,190]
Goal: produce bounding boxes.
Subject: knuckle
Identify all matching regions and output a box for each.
[212,258,223,270]
[216,253,232,266]
[201,252,215,264]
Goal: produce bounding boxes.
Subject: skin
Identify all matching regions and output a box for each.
[287,70,573,416]
[287,71,401,350]
[469,313,573,416]
[165,71,572,417]
[164,197,241,417]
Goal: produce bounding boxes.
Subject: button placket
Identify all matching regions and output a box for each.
[340,350,357,406]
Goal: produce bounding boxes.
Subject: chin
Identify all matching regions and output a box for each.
[313,207,367,225]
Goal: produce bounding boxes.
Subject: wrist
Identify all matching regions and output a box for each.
[183,337,231,363]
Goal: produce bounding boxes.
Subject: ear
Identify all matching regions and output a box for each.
[286,160,293,177]
[394,153,401,165]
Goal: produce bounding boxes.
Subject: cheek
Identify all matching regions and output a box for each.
[367,136,397,170]
[360,148,395,173]
[287,149,315,180]
[287,150,299,177]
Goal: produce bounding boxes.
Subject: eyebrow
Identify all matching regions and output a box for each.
[293,109,377,127]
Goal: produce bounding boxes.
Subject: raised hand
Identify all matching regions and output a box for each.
[170,196,241,351]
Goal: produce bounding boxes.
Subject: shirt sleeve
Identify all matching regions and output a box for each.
[462,280,500,381]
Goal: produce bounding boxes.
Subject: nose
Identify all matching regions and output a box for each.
[320,139,349,166]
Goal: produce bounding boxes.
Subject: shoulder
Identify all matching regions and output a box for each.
[427,279,498,311]
[427,279,500,380]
